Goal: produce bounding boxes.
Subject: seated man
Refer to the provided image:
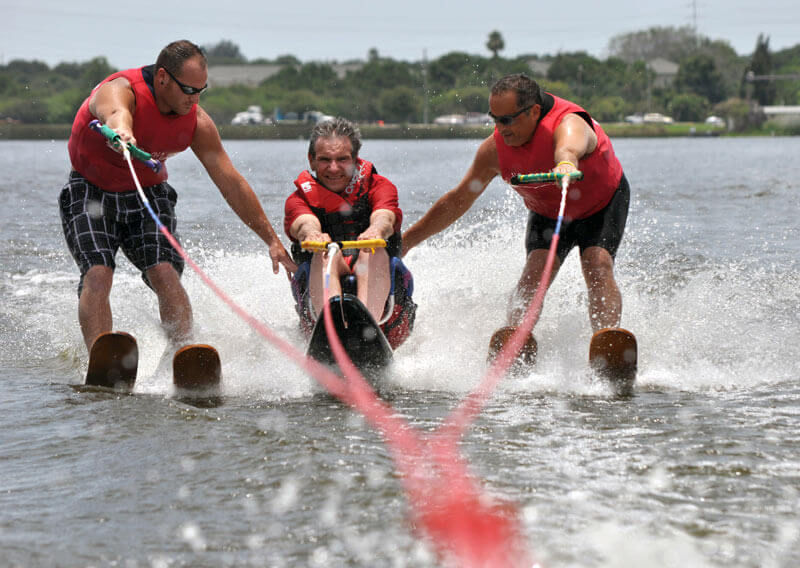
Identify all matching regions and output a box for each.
[284,117,416,349]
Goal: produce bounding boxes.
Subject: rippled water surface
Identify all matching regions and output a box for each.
[1,136,799,567]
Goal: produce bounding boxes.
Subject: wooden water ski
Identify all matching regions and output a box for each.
[487,326,538,369]
[85,331,138,391]
[173,344,221,390]
[307,294,393,379]
[589,328,637,395]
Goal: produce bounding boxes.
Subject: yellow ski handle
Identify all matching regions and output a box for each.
[301,239,387,253]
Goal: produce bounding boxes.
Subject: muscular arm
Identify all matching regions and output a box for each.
[401,136,499,255]
[289,213,326,243]
[88,77,137,145]
[191,107,296,274]
[360,209,396,241]
[289,209,396,243]
[552,113,598,175]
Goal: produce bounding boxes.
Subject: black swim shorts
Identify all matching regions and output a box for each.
[59,171,184,295]
[524,173,630,263]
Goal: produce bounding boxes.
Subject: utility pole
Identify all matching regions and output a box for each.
[422,49,429,125]
[690,0,699,49]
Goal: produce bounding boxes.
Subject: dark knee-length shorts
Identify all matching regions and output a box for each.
[59,171,184,295]
[525,173,630,263]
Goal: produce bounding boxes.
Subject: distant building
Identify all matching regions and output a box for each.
[646,58,679,89]
[526,59,552,77]
[208,62,365,87]
[762,106,800,127]
[207,65,283,87]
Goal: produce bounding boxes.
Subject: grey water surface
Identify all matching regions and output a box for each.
[1,136,799,567]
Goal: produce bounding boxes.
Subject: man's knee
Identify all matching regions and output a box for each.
[581,248,616,282]
[81,265,113,297]
[145,262,183,291]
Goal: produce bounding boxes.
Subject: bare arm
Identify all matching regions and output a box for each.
[552,113,598,175]
[191,107,297,275]
[289,213,326,243]
[290,209,395,244]
[88,77,137,145]
[401,136,499,255]
[360,209,396,241]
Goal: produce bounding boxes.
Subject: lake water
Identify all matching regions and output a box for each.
[1,136,799,567]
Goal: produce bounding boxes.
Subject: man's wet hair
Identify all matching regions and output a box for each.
[156,40,206,76]
[490,73,543,109]
[308,117,362,159]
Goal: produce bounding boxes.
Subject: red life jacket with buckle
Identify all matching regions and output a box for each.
[68,67,197,192]
[285,159,403,260]
[495,94,623,220]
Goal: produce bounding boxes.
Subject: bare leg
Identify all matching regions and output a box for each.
[79,265,114,350]
[580,246,622,331]
[508,249,561,326]
[354,249,391,322]
[308,252,348,317]
[145,263,194,345]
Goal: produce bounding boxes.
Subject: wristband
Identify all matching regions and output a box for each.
[556,160,577,169]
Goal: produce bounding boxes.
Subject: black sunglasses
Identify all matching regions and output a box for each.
[488,105,533,126]
[163,67,208,95]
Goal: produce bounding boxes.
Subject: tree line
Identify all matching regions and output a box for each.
[2,27,799,130]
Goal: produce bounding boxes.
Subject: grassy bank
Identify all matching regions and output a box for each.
[1,121,792,141]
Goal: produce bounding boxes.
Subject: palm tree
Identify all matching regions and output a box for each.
[486,31,505,59]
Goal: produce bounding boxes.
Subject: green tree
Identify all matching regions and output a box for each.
[263,63,338,93]
[379,86,419,123]
[546,52,609,103]
[428,52,489,92]
[668,93,709,121]
[204,40,246,65]
[607,26,699,63]
[274,54,301,66]
[714,97,763,131]
[745,34,776,105]
[590,96,627,122]
[429,86,489,116]
[346,59,418,92]
[675,54,726,103]
[486,31,505,59]
[80,57,116,89]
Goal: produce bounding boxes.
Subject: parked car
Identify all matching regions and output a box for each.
[433,114,466,125]
[465,112,492,126]
[231,105,268,125]
[643,112,674,124]
[624,114,644,124]
[705,115,725,127]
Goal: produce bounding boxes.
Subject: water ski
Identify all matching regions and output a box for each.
[307,294,393,378]
[589,328,637,395]
[487,326,538,369]
[85,331,138,391]
[173,344,222,390]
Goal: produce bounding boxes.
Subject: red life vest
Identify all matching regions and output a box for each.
[495,94,623,220]
[286,159,402,251]
[68,67,197,192]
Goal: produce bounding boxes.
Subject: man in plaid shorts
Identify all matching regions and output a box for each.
[60,40,296,353]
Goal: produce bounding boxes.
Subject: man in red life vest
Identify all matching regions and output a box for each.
[60,40,295,353]
[284,118,416,349]
[402,74,630,363]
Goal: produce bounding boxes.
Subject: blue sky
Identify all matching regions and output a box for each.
[3,0,798,68]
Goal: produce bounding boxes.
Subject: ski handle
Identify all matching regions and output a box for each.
[510,171,583,184]
[301,239,386,253]
[88,120,163,173]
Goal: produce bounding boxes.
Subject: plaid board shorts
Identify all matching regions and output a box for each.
[59,171,184,295]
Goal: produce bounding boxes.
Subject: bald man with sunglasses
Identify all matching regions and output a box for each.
[402,73,630,365]
[60,40,295,354]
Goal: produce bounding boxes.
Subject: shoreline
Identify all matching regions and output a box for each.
[0,122,782,141]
